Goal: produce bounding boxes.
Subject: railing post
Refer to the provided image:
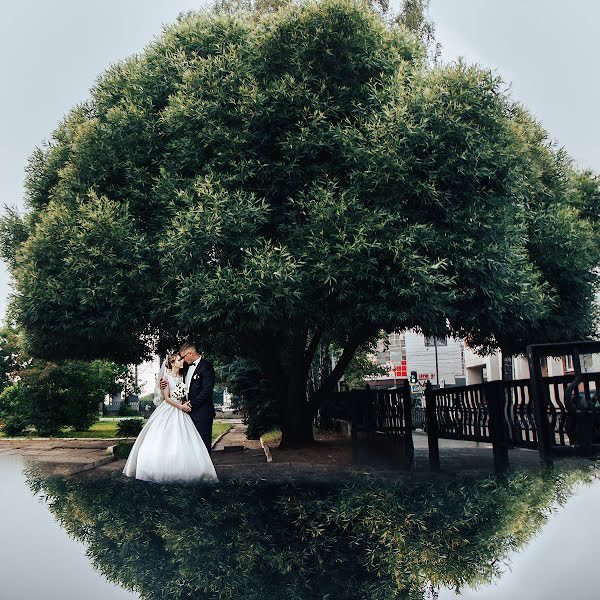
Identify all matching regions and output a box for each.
[351,391,359,465]
[425,381,440,472]
[566,345,593,454]
[484,380,510,474]
[402,379,415,469]
[526,345,554,469]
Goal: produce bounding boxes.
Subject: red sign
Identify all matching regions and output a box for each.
[393,361,407,377]
[418,372,436,381]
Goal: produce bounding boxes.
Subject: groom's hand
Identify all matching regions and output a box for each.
[160,378,167,390]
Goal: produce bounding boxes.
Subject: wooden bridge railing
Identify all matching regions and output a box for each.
[424,379,511,473]
[425,364,600,473]
[319,342,599,474]
[317,381,414,467]
[528,341,600,467]
[350,381,414,467]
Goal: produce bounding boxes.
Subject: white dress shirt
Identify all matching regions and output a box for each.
[185,358,200,394]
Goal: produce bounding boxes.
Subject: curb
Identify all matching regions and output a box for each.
[259,436,272,463]
[63,454,116,476]
[0,437,138,442]
[211,425,234,450]
[106,444,118,456]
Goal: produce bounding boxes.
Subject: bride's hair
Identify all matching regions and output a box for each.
[165,352,179,370]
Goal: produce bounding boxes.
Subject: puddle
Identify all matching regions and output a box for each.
[0,455,137,599]
[1,454,598,599]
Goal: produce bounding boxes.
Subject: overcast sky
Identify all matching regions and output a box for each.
[0,0,598,320]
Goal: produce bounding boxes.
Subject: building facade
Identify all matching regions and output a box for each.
[366,330,466,389]
[465,347,600,384]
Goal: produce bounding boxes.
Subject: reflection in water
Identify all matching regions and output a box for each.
[25,461,598,600]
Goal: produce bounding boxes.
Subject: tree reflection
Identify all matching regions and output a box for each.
[25,462,598,600]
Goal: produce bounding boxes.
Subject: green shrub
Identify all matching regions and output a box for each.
[117,418,144,437]
[115,441,135,459]
[118,401,137,417]
[0,360,127,436]
[225,358,279,439]
[0,384,30,436]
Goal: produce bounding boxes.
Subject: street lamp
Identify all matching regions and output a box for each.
[434,337,439,388]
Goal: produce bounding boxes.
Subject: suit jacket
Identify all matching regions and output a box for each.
[183,358,216,421]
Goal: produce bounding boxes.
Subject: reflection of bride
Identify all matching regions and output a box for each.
[123,353,218,484]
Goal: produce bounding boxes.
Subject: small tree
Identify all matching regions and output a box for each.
[340,339,388,390]
[0,322,28,393]
[0,325,129,435]
[0,384,30,436]
[18,360,128,435]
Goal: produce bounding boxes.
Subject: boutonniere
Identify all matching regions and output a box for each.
[193,374,199,380]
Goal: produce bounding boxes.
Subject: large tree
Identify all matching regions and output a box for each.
[2,0,598,446]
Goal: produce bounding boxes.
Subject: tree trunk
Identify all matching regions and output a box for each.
[281,328,317,448]
[250,326,377,448]
[279,351,315,448]
[278,325,378,447]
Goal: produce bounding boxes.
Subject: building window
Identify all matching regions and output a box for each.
[564,354,574,372]
[389,332,403,351]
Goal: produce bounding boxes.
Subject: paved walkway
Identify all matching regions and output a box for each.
[212,422,262,451]
[0,425,563,482]
[0,438,127,476]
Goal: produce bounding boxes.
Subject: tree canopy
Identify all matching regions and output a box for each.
[2,0,598,443]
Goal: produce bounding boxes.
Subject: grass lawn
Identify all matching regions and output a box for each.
[59,420,128,438]
[1,419,233,440]
[212,421,233,441]
[0,419,131,439]
[259,427,336,445]
[260,428,282,444]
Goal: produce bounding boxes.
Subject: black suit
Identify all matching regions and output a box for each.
[183,358,216,454]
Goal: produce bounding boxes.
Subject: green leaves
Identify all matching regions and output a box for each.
[1,0,597,371]
[13,193,153,361]
[0,358,128,436]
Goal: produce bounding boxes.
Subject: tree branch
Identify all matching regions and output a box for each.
[309,324,378,410]
[303,328,322,373]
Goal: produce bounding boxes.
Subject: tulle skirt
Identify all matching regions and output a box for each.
[122,401,218,484]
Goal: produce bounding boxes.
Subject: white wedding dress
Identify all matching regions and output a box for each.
[123,371,218,484]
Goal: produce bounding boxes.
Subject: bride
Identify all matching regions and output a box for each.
[123,352,218,484]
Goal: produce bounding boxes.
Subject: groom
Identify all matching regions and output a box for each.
[162,341,216,454]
